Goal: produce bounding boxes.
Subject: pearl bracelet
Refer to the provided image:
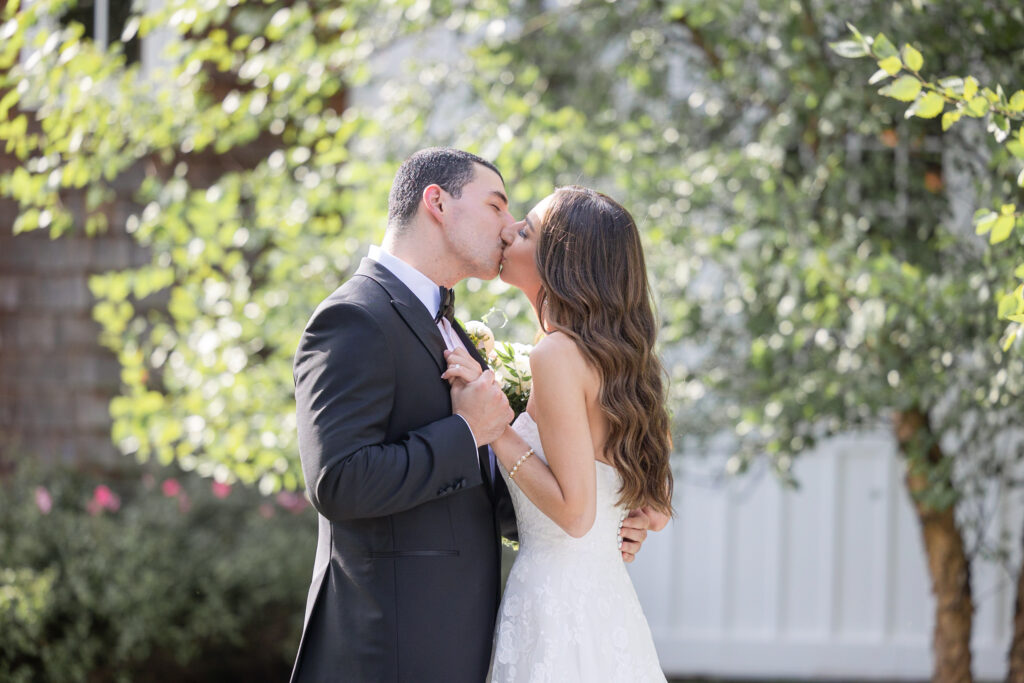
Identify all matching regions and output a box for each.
[508,448,535,480]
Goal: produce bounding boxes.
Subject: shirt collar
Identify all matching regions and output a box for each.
[367,244,442,318]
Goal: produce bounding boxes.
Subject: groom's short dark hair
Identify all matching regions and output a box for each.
[388,148,503,228]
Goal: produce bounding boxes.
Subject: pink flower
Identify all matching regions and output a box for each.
[276,491,308,514]
[162,479,181,497]
[95,485,119,510]
[87,485,121,515]
[211,481,232,499]
[34,486,52,515]
[259,503,276,519]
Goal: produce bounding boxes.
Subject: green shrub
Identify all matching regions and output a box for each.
[0,463,315,683]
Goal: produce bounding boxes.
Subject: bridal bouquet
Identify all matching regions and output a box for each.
[464,320,532,416]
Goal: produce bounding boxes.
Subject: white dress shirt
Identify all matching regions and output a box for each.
[367,245,495,479]
[368,245,464,350]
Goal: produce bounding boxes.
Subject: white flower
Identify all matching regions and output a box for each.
[463,320,495,356]
[509,343,533,378]
[490,338,532,414]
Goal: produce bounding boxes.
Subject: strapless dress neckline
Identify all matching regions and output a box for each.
[512,410,617,472]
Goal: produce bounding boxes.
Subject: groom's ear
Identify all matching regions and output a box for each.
[422,184,446,224]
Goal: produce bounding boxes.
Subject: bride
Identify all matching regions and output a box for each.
[443,186,673,682]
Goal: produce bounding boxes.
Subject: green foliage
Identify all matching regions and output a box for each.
[834,23,1024,341]
[0,0,410,491]
[382,0,1024,528]
[0,567,56,675]
[0,464,313,683]
[465,318,533,416]
[4,0,1024,541]
[493,341,533,417]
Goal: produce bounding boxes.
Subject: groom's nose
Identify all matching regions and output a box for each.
[500,214,515,238]
[499,222,516,246]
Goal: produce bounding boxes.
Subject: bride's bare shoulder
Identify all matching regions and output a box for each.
[530,332,592,384]
[531,331,579,361]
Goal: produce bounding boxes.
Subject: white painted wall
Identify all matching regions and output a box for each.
[628,433,1022,681]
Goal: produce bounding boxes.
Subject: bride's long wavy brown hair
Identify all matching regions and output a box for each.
[535,186,674,516]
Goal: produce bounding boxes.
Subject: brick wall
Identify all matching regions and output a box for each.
[0,158,150,470]
[0,85,341,472]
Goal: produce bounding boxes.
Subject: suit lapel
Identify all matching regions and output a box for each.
[453,320,498,499]
[355,258,498,496]
[453,322,489,372]
[354,258,447,374]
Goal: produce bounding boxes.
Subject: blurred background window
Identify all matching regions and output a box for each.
[58,0,140,64]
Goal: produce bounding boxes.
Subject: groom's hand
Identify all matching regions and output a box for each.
[452,370,513,446]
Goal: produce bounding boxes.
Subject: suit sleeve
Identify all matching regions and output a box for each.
[294,301,484,522]
[493,471,519,542]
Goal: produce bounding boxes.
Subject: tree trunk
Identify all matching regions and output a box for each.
[1007,527,1024,683]
[893,409,974,683]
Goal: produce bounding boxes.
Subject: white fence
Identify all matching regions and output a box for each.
[628,432,1022,681]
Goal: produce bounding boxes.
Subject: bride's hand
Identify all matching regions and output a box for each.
[441,347,483,385]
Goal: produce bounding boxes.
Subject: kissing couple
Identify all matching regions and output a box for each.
[290,148,674,682]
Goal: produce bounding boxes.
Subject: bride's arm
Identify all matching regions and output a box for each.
[490,335,598,538]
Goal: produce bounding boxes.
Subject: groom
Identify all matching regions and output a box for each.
[290,148,653,682]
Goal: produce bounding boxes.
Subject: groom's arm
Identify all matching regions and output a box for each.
[294,301,484,522]
[492,462,519,542]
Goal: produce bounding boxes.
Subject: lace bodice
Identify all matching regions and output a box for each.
[499,411,628,561]
[489,412,666,683]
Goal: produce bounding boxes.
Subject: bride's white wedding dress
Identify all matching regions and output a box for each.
[489,412,666,683]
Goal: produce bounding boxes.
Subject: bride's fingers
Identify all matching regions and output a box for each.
[444,347,477,367]
[443,355,482,377]
[441,364,480,384]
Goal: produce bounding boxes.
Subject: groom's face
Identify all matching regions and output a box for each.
[443,164,514,280]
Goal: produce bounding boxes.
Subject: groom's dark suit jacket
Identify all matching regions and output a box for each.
[290,258,517,683]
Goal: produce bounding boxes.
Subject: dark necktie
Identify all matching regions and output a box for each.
[435,286,455,325]
[434,285,491,481]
